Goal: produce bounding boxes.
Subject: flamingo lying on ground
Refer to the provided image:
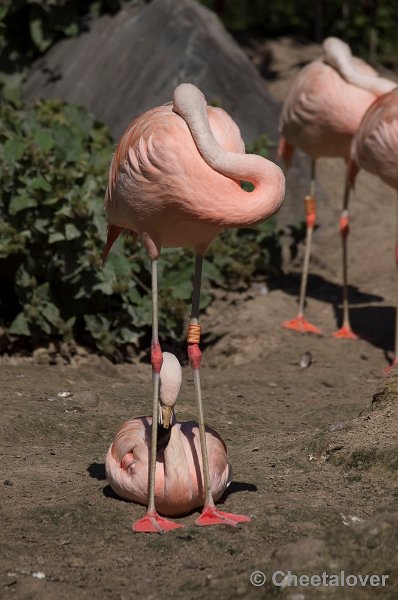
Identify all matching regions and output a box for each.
[106,352,232,524]
[278,37,395,338]
[349,88,398,369]
[103,83,284,532]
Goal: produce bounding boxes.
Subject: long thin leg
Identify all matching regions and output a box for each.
[188,256,250,527]
[394,194,398,365]
[333,181,358,339]
[133,260,182,534]
[282,160,322,335]
[385,193,398,372]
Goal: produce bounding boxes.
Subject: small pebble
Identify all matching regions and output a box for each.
[299,352,312,368]
[58,391,72,398]
[3,480,13,486]
[329,421,345,432]
[32,572,46,580]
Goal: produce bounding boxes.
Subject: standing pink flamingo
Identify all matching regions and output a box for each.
[278,37,395,338]
[103,83,284,533]
[106,352,232,525]
[349,88,398,369]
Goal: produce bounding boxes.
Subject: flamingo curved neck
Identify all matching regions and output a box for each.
[173,84,263,181]
[322,37,396,96]
[172,83,285,227]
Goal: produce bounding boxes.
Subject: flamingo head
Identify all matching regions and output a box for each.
[158,352,182,428]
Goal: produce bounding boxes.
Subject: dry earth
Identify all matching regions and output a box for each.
[2,38,398,600]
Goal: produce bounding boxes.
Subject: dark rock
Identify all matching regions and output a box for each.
[23,0,280,145]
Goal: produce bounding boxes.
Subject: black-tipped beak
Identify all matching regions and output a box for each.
[160,406,173,429]
[157,406,173,452]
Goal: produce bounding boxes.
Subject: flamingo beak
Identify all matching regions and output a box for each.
[160,406,173,429]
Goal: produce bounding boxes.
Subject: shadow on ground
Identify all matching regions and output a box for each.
[279,273,393,353]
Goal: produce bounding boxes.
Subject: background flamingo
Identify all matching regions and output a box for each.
[106,352,233,527]
[103,83,285,532]
[278,37,395,338]
[349,88,398,368]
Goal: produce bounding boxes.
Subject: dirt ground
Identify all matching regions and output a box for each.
[2,38,398,600]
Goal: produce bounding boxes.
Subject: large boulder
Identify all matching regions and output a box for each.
[24,0,280,145]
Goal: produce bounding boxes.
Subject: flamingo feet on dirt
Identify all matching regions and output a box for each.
[282,315,322,335]
[332,325,358,340]
[133,511,183,534]
[383,357,398,375]
[195,505,251,528]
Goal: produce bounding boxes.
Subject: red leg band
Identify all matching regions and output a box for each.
[151,341,163,373]
[306,213,316,228]
[340,213,349,238]
[188,344,202,370]
[305,196,316,228]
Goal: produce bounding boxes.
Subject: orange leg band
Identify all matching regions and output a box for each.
[340,212,350,238]
[305,195,316,228]
[187,323,201,344]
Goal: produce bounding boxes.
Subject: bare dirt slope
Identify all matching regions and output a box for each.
[2,38,398,600]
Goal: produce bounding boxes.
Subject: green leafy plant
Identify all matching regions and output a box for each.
[200,0,398,66]
[0,98,284,359]
[0,0,127,100]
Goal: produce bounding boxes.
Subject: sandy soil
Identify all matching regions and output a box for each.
[2,38,398,600]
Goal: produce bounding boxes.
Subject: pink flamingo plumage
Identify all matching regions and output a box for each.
[278,37,395,338]
[106,352,233,525]
[349,88,398,369]
[103,83,284,532]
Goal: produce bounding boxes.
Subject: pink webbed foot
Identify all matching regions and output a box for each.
[133,511,183,534]
[383,358,398,375]
[282,315,322,335]
[332,325,358,340]
[195,505,251,528]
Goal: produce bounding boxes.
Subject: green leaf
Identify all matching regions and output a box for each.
[118,327,139,344]
[63,22,79,37]
[8,195,37,215]
[104,253,131,278]
[2,85,22,108]
[48,232,65,243]
[36,315,51,335]
[31,176,51,192]
[30,9,53,52]
[41,302,60,326]
[53,124,83,162]
[36,283,50,300]
[203,260,222,284]
[34,218,49,234]
[65,223,80,240]
[9,313,31,336]
[43,197,61,206]
[33,129,54,152]
[16,266,32,288]
[4,138,27,162]
[93,280,114,295]
[124,287,141,304]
